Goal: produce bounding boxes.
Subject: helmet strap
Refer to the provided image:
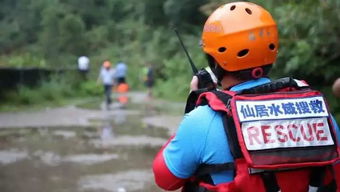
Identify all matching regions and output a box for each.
[206,54,224,85]
[206,54,273,86]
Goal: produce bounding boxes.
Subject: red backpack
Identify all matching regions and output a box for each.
[183,77,340,192]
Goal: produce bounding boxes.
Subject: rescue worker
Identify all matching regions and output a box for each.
[114,61,129,106]
[142,63,154,97]
[153,2,340,192]
[114,61,127,85]
[97,60,115,109]
[77,55,90,80]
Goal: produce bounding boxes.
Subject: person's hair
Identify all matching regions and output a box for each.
[225,65,272,81]
[206,54,272,81]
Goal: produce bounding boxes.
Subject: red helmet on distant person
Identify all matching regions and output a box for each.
[201,2,278,73]
[103,60,111,68]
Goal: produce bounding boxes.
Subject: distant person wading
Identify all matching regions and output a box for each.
[143,63,154,97]
[77,56,90,80]
[97,60,115,109]
[114,61,129,105]
[114,61,127,85]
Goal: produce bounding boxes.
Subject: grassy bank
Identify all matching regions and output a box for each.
[0,73,103,112]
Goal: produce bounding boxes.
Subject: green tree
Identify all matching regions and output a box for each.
[59,14,87,55]
[164,0,208,31]
[39,2,63,63]
[0,0,42,54]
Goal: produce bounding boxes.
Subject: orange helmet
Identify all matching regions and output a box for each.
[103,60,111,68]
[201,2,278,72]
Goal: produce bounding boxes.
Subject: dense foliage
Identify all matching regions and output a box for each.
[0,0,339,118]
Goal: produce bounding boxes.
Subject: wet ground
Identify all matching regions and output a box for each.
[0,92,184,192]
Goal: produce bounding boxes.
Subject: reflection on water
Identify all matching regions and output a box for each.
[113,110,127,125]
[0,149,28,165]
[79,169,153,192]
[100,124,114,140]
[0,109,169,192]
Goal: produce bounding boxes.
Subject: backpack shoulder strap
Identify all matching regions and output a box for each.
[196,90,235,113]
[222,113,243,159]
[185,89,235,114]
[189,90,243,159]
[184,88,213,114]
[237,77,309,95]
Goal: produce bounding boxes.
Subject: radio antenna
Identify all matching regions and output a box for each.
[173,28,198,74]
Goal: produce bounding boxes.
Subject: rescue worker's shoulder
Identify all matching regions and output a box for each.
[185,105,221,119]
[180,105,223,133]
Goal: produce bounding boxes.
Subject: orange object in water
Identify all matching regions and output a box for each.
[118,96,129,104]
[116,83,129,93]
[116,83,129,104]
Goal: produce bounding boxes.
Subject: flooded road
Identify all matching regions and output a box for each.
[0,92,184,192]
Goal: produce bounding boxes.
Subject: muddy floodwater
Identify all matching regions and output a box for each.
[0,93,184,192]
